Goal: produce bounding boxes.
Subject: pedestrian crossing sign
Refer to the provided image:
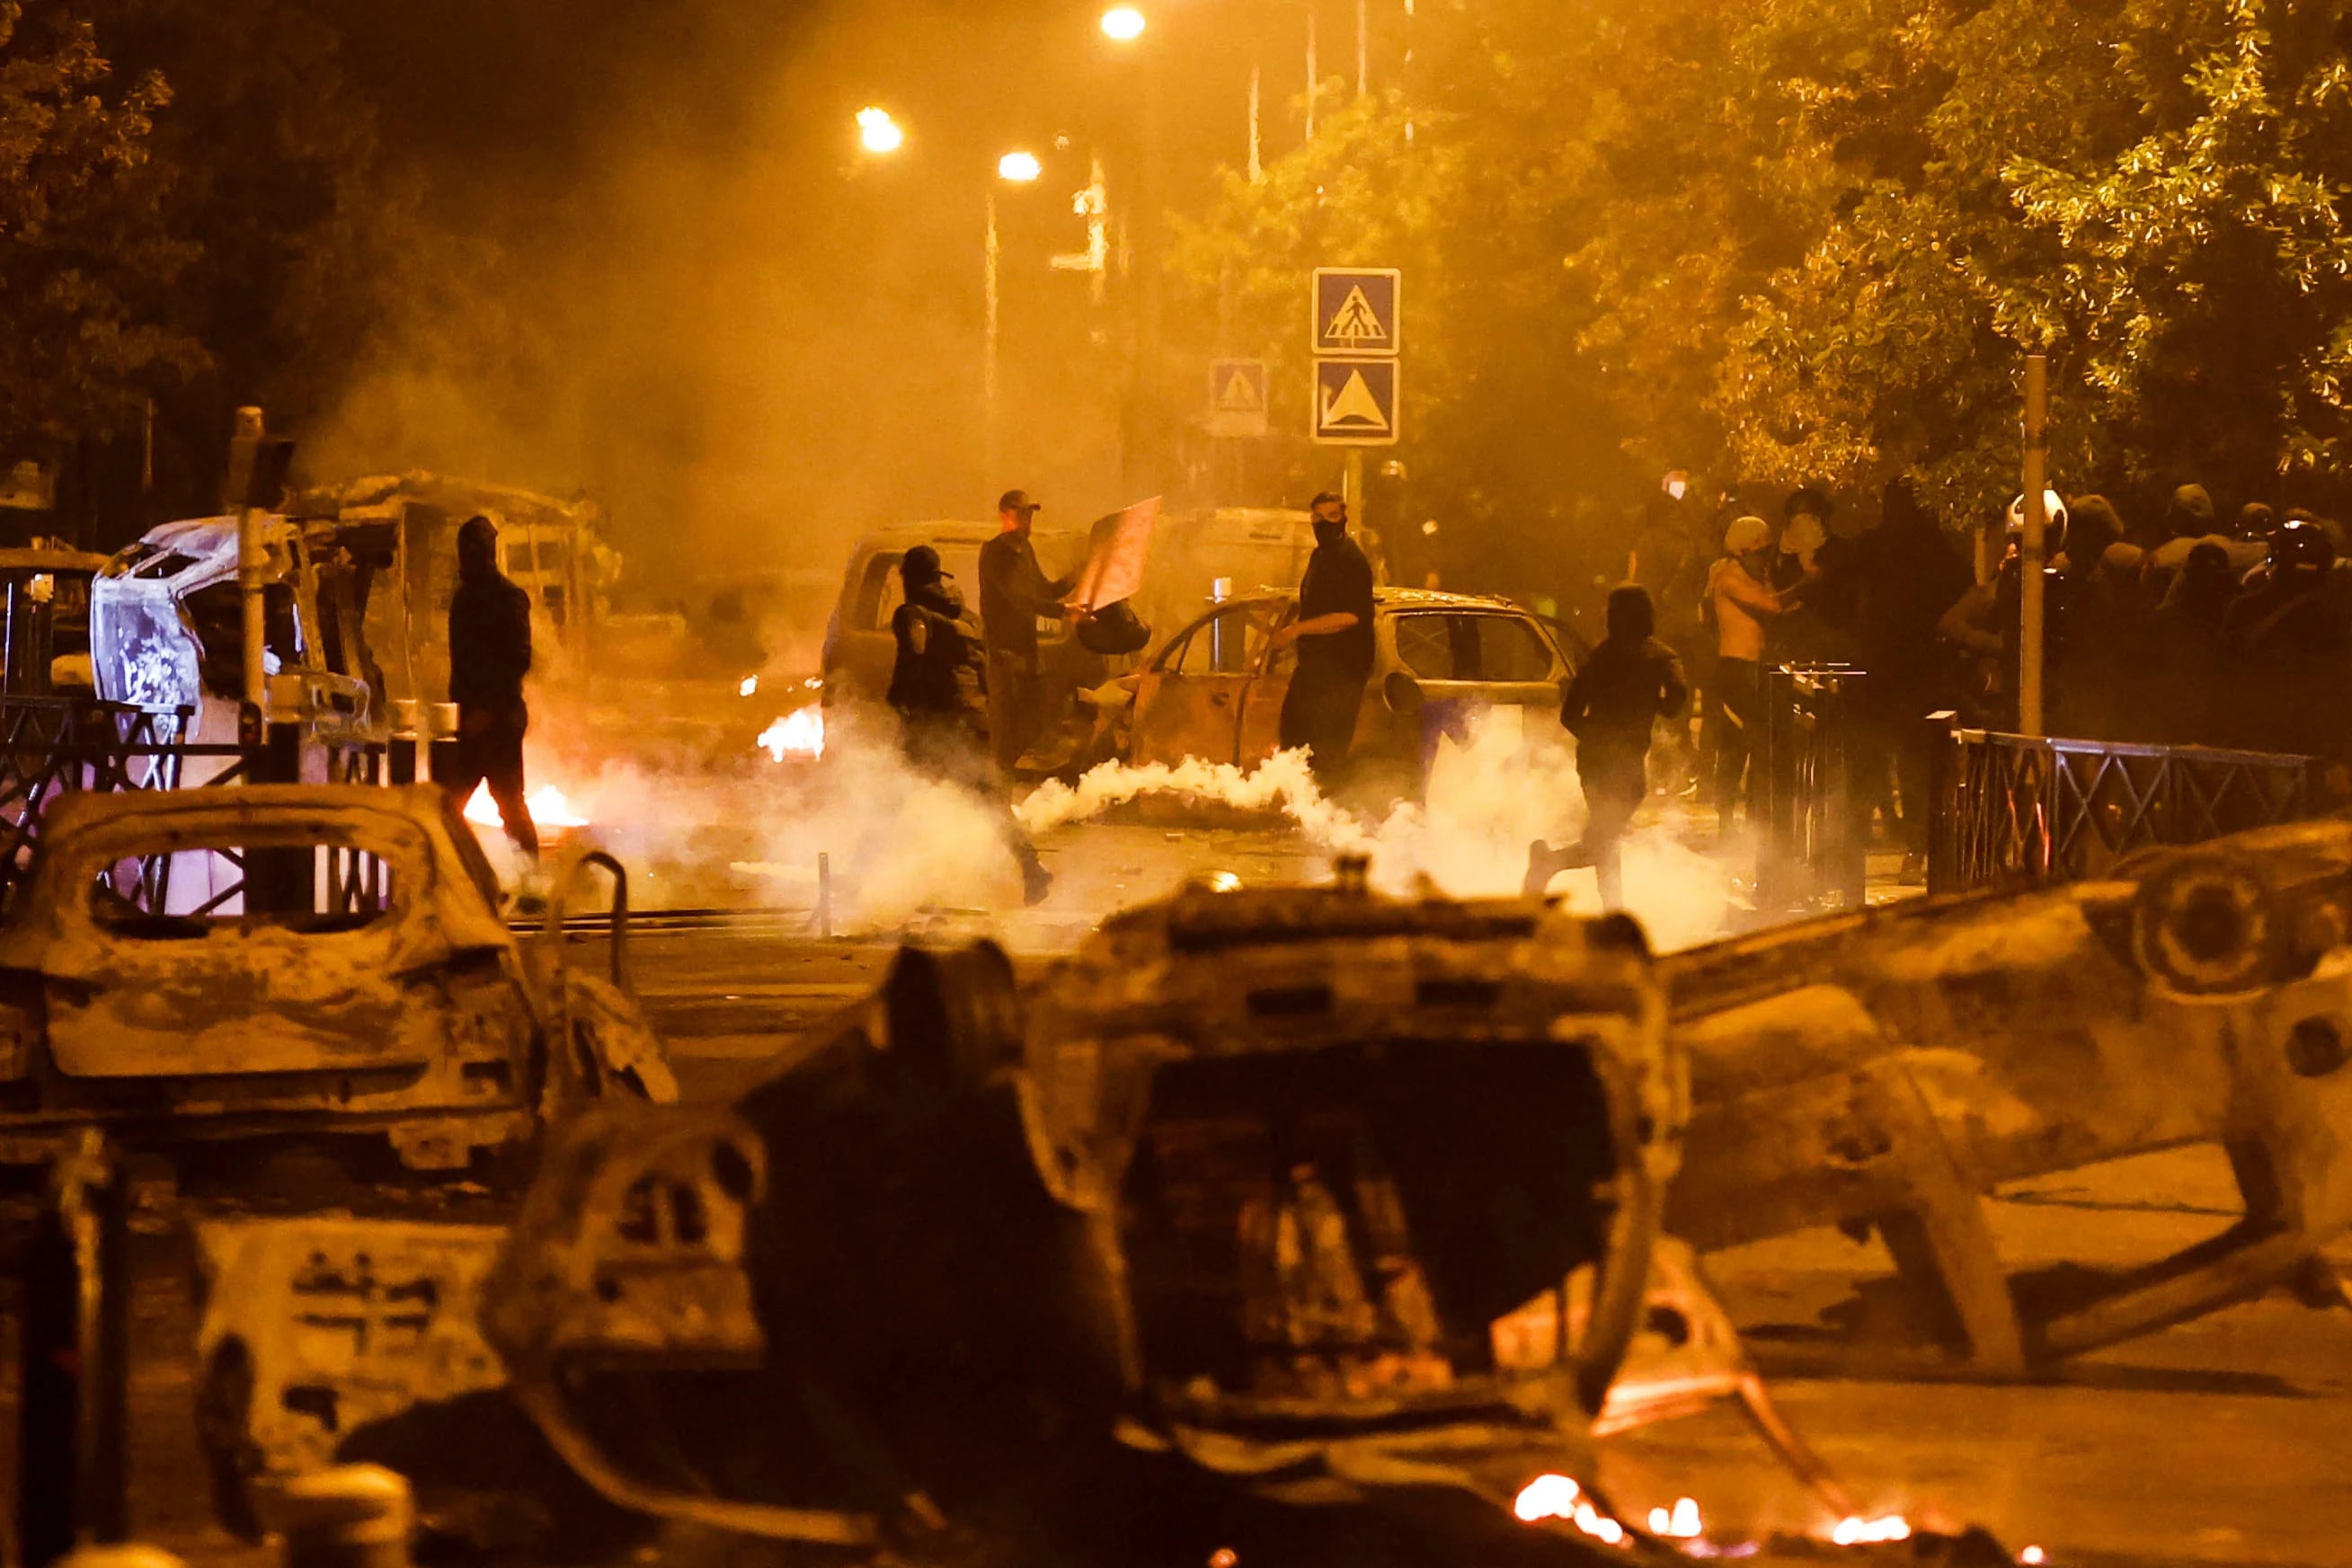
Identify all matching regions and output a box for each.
[1312,268,1400,356]
[1312,358,1398,445]
[1205,357,1269,439]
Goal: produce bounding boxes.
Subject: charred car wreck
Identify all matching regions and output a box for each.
[0,784,674,1172]
[202,870,1731,1564]
[1662,817,2352,1374]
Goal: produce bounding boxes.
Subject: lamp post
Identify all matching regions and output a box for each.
[987,151,1043,477]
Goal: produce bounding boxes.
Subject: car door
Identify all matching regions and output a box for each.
[1389,610,1568,743]
[1128,600,1279,766]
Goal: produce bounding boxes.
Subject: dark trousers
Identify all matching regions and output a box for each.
[1279,669,1368,784]
[1579,751,1645,908]
[985,650,1047,775]
[443,704,538,858]
[1713,658,1761,833]
[904,713,1044,879]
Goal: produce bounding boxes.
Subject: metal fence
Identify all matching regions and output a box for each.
[1753,664,1870,915]
[0,696,393,914]
[1924,718,2339,895]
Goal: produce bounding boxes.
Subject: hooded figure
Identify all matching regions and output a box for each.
[886,545,986,724]
[444,515,539,859]
[889,544,1053,906]
[2165,483,2217,539]
[1526,583,1690,908]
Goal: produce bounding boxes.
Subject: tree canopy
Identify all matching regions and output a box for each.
[1167,0,2352,580]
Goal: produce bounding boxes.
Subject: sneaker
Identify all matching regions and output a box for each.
[1022,863,1055,907]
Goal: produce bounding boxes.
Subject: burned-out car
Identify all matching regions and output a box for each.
[0,784,675,1171]
[464,868,1691,1557]
[1125,588,1575,788]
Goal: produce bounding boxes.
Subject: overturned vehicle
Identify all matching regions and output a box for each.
[1661,816,2352,1375]
[0,784,674,1172]
[199,871,1740,1564]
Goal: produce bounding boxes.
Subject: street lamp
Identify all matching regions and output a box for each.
[1100,5,1146,41]
[855,106,903,154]
[998,150,1043,183]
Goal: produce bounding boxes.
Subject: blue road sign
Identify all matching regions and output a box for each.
[1312,268,1400,356]
[1206,358,1269,439]
[1312,358,1398,445]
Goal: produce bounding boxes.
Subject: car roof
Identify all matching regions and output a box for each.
[854,519,1079,549]
[1372,587,1525,611]
[1210,587,1528,612]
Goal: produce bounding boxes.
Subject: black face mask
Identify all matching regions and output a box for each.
[1313,518,1345,547]
[911,578,964,616]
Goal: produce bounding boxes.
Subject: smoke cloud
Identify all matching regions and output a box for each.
[1017,712,1735,950]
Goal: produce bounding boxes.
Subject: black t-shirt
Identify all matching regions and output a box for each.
[1296,535,1375,680]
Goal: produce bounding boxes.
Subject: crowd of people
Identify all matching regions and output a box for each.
[1613,470,2352,877]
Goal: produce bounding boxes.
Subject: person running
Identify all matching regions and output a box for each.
[1524,584,1689,906]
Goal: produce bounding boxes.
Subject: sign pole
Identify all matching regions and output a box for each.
[2019,352,2049,738]
[1343,450,1364,528]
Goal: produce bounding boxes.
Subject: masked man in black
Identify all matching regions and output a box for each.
[890,545,1053,906]
[1269,492,1376,784]
[444,515,538,858]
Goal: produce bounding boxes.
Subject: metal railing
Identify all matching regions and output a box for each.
[1924,717,2339,895]
[1754,664,1869,914]
[0,696,395,914]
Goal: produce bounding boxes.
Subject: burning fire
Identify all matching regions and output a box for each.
[739,675,759,696]
[462,782,589,830]
[1647,1498,1704,1539]
[1512,1475,1626,1546]
[759,707,825,761]
[1831,1516,1912,1546]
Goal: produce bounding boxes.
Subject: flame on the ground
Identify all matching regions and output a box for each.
[463,781,589,829]
[739,674,759,696]
[759,706,825,760]
[2019,1550,2046,1565]
[1647,1498,1703,1539]
[1831,1516,1912,1546]
[1512,1475,1626,1546]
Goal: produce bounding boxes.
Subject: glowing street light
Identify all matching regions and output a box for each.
[855,106,903,154]
[1101,5,1146,41]
[998,150,1043,183]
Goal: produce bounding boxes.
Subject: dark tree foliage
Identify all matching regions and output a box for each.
[1168,0,2352,574]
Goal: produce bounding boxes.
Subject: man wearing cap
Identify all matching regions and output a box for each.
[1707,514,1786,834]
[979,489,1078,775]
[443,515,538,858]
[1269,492,1377,783]
[889,543,1054,905]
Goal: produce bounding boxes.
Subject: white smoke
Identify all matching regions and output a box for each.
[1016,711,1735,950]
